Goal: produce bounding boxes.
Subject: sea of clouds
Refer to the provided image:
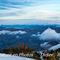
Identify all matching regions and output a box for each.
[32,28,60,50]
[0,28,60,50]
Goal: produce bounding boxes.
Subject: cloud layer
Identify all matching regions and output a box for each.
[0,0,60,24]
[49,44,60,50]
[39,28,60,49]
[0,30,27,35]
[40,28,60,41]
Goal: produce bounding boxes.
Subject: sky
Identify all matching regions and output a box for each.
[0,0,60,24]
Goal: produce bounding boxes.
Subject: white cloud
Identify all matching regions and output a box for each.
[0,30,27,35]
[32,32,40,37]
[49,44,60,50]
[0,3,60,21]
[40,42,51,48]
[40,28,60,41]
[0,0,60,25]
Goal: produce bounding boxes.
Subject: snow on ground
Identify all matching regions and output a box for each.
[0,53,35,60]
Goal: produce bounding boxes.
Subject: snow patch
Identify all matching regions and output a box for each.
[0,53,34,60]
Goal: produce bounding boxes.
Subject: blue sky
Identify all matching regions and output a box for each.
[0,0,60,24]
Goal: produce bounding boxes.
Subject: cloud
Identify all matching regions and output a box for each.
[0,30,27,35]
[39,28,60,49]
[31,28,60,42]
[49,44,60,50]
[31,32,40,37]
[0,5,60,20]
[40,42,51,48]
[31,28,60,49]
[40,28,60,42]
[0,0,60,23]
